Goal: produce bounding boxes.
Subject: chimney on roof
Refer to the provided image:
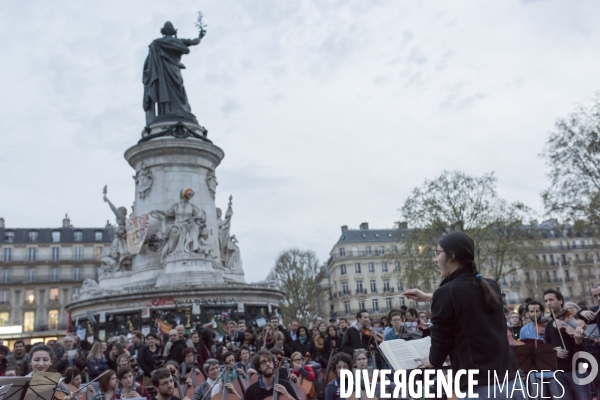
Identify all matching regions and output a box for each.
[341,225,348,233]
[0,218,4,229]
[62,214,71,228]
[359,222,369,230]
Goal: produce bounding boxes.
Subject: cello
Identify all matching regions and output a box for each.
[295,353,315,400]
[263,355,291,400]
[210,366,241,400]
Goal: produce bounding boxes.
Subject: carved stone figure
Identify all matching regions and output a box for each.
[100,187,132,274]
[76,279,119,300]
[217,195,233,263]
[225,235,243,272]
[143,21,206,126]
[206,169,217,200]
[134,162,154,199]
[150,188,214,261]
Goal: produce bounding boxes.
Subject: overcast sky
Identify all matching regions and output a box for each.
[1,1,599,283]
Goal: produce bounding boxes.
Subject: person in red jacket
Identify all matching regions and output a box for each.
[287,351,315,382]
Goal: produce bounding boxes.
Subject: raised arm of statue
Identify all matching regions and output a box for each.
[103,195,119,217]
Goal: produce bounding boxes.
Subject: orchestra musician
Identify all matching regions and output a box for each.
[324,353,353,400]
[403,232,526,399]
[341,310,376,356]
[543,289,590,400]
[243,349,298,400]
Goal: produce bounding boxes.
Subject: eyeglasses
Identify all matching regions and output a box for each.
[433,250,445,257]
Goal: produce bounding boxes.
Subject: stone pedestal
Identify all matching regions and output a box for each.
[113,121,235,288]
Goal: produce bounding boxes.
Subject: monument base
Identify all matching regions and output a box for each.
[156,253,223,287]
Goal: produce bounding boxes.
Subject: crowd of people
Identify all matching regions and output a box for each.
[1,234,600,400]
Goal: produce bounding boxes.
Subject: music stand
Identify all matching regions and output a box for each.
[511,344,557,373]
[0,377,31,400]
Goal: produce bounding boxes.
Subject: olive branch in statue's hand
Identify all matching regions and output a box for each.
[195,11,207,38]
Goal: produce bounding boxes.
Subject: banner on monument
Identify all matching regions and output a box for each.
[127,214,150,254]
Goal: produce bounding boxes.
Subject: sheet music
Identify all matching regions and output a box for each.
[26,372,62,400]
[379,337,431,370]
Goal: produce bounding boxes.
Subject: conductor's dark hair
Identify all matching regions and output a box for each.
[439,231,500,310]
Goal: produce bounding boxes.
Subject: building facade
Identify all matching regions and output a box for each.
[321,220,600,322]
[0,216,112,347]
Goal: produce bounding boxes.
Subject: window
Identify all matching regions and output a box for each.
[397,279,403,291]
[94,247,102,260]
[48,310,59,330]
[51,268,59,282]
[52,247,59,261]
[74,231,83,242]
[562,254,567,264]
[49,288,59,301]
[382,262,388,272]
[4,231,14,243]
[342,282,349,295]
[73,247,82,261]
[95,267,100,280]
[1,269,9,284]
[355,263,361,274]
[23,311,35,332]
[0,312,8,326]
[366,246,372,255]
[368,262,375,273]
[358,300,365,310]
[392,245,398,252]
[394,261,400,271]
[3,248,10,262]
[25,289,35,304]
[339,248,346,257]
[565,270,570,281]
[26,268,35,283]
[52,231,61,243]
[370,280,377,292]
[344,301,350,315]
[0,290,9,304]
[356,281,364,293]
[72,288,80,300]
[352,247,358,256]
[400,297,405,306]
[95,231,103,241]
[383,279,390,292]
[28,231,38,243]
[28,248,36,262]
[386,298,392,310]
[372,299,379,312]
[378,246,385,255]
[340,264,346,275]
[73,267,81,281]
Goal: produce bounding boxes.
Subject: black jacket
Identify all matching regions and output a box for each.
[341,324,371,355]
[138,344,162,377]
[291,337,312,356]
[544,314,585,372]
[167,339,187,364]
[429,267,518,389]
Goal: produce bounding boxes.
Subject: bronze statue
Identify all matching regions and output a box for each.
[143,20,206,126]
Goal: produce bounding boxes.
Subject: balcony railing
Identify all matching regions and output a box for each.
[331,250,400,261]
[0,255,100,263]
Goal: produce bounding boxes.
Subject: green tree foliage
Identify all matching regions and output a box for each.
[396,170,538,289]
[271,248,325,326]
[541,94,600,225]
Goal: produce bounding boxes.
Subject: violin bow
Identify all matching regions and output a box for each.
[549,308,567,350]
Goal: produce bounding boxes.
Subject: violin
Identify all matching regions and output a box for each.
[361,327,383,343]
[554,313,588,339]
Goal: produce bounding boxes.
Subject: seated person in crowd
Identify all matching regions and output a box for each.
[324,353,353,400]
[117,367,151,400]
[243,349,298,400]
[193,359,241,400]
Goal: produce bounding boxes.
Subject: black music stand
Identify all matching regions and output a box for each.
[0,377,31,400]
[511,344,557,373]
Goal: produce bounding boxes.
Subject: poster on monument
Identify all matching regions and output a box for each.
[127,214,150,254]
